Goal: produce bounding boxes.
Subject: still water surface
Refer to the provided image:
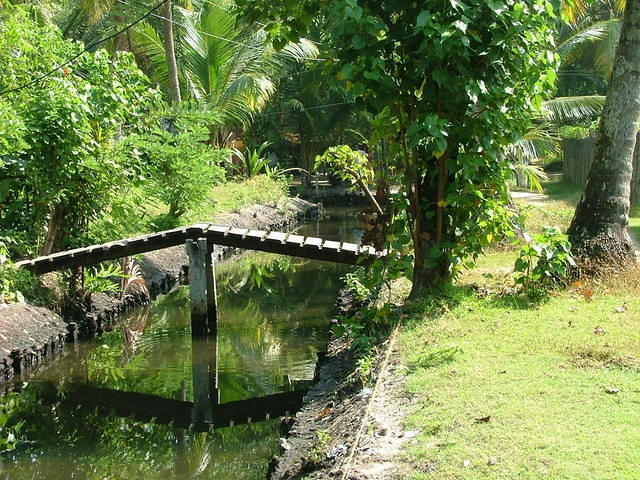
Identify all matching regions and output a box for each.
[0,208,362,479]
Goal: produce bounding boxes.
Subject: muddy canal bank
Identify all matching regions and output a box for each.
[267,314,412,480]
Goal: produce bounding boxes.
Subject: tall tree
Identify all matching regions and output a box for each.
[162,0,181,104]
[238,0,556,295]
[567,0,640,268]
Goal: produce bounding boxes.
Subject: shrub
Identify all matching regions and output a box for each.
[514,226,575,298]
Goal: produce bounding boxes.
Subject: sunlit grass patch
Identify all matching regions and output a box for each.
[399,270,640,480]
[181,175,290,224]
[513,181,582,235]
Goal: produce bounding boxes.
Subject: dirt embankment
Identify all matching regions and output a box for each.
[269,323,414,480]
[0,304,70,382]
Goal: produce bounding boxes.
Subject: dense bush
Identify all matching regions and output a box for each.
[0,7,160,256]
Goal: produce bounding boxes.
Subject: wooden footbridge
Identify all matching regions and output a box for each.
[17,223,385,428]
[16,223,384,275]
[16,222,385,335]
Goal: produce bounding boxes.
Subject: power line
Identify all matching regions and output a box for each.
[265,100,355,116]
[0,0,170,97]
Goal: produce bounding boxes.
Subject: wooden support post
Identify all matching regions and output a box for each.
[205,240,218,334]
[191,334,220,426]
[186,237,219,426]
[186,238,218,335]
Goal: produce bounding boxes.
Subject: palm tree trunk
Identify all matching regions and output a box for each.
[163,0,181,104]
[567,0,640,265]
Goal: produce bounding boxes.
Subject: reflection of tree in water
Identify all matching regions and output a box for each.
[216,251,348,400]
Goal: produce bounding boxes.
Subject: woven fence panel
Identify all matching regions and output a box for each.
[562,135,597,188]
[562,133,640,204]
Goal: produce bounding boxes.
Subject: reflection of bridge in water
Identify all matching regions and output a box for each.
[39,383,305,432]
[17,222,383,431]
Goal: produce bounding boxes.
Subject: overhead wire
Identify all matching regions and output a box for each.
[0,0,170,97]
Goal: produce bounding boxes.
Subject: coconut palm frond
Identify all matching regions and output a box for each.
[129,22,169,87]
[591,18,621,77]
[79,0,114,24]
[555,19,618,66]
[511,122,561,159]
[561,0,591,26]
[513,163,549,193]
[284,98,305,111]
[542,95,605,124]
[177,1,317,126]
[612,0,627,16]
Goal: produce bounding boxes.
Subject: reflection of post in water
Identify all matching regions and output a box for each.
[185,237,219,426]
[175,380,189,479]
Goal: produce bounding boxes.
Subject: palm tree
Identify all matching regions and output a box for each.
[162,0,181,104]
[131,0,318,140]
[567,0,640,267]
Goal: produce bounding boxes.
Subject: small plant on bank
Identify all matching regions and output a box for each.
[235,141,272,178]
[332,270,399,352]
[0,240,24,304]
[83,263,126,295]
[356,353,376,387]
[308,430,331,465]
[514,226,575,298]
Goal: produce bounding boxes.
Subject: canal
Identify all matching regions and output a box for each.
[0,207,362,479]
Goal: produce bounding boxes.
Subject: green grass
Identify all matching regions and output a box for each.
[514,182,583,235]
[399,263,640,479]
[181,175,290,225]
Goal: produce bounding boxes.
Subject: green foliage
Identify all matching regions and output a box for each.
[315,145,373,189]
[0,393,24,453]
[0,239,24,304]
[0,7,159,254]
[514,227,575,297]
[239,0,559,292]
[559,121,599,139]
[83,263,125,295]
[356,353,376,386]
[235,141,272,178]
[121,120,228,219]
[308,430,331,464]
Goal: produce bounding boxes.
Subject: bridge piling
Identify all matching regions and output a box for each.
[186,238,218,336]
[186,237,219,426]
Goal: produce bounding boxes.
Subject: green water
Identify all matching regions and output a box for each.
[0,208,362,479]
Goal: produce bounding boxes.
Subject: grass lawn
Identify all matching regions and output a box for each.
[397,182,640,479]
[400,269,640,479]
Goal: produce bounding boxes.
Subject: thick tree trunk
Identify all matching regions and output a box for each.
[567,0,640,268]
[409,154,451,298]
[163,0,182,104]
